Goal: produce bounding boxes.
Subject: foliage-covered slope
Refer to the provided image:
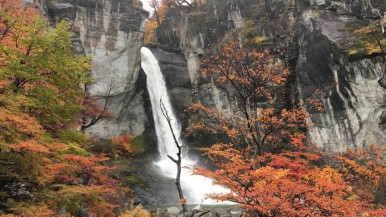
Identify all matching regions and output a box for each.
[0,1,129,215]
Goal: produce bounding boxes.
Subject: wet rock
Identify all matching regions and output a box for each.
[167,206,181,216]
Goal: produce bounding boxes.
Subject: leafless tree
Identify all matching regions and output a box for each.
[160,100,188,213]
[148,0,161,25]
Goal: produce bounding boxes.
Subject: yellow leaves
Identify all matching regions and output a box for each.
[312,167,346,189]
[56,185,119,216]
[364,42,383,55]
[1,1,90,132]
[354,25,375,35]
[348,20,385,58]
[337,145,386,199]
[111,133,135,157]
[0,106,43,143]
[119,204,151,217]
[143,0,171,44]
[0,1,125,215]
[200,143,241,163]
[9,203,55,217]
[251,36,267,44]
[254,166,288,179]
[349,49,358,56]
[144,19,158,44]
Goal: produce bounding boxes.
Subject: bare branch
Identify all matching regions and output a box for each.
[160,99,188,212]
[81,81,114,131]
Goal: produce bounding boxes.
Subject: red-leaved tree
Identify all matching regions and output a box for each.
[187,41,380,216]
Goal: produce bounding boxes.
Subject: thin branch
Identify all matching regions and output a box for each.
[82,81,114,130]
[160,99,188,213]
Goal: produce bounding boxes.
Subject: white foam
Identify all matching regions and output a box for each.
[141,47,229,204]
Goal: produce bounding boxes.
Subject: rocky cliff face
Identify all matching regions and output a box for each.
[45,0,386,150]
[46,0,150,138]
[152,0,386,150]
[309,0,386,18]
[43,0,386,206]
[152,0,261,129]
[297,9,386,150]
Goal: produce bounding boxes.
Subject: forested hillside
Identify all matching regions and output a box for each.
[0,1,144,216]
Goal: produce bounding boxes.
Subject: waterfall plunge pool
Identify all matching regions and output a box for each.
[140,47,229,205]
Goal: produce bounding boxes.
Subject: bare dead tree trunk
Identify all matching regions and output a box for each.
[160,100,188,213]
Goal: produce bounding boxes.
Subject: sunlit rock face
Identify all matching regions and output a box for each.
[47,0,150,138]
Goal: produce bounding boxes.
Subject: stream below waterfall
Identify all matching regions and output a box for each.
[140,47,227,204]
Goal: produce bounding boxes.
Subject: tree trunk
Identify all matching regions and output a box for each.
[162,101,188,213]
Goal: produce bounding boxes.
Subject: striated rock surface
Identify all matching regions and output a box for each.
[156,0,259,85]
[152,0,261,131]
[308,0,386,18]
[46,0,150,138]
[297,9,386,150]
[45,0,386,206]
[45,0,386,149]
[152,0,386,150]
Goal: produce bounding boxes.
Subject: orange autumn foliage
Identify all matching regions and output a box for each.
[337,145,386,205]
[143,0,203,44]
[9,203,55,217]
[188,41,307,156]
[144,0,175,44]
[188,41,383,215]
[12,140,50,153]
[0,1,123,215]
[193,143,370,216]
[112,133,136,157]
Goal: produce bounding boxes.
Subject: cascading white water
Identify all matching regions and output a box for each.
[140,47,227,204]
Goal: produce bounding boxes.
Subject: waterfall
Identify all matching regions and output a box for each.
[140,47,226,204]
